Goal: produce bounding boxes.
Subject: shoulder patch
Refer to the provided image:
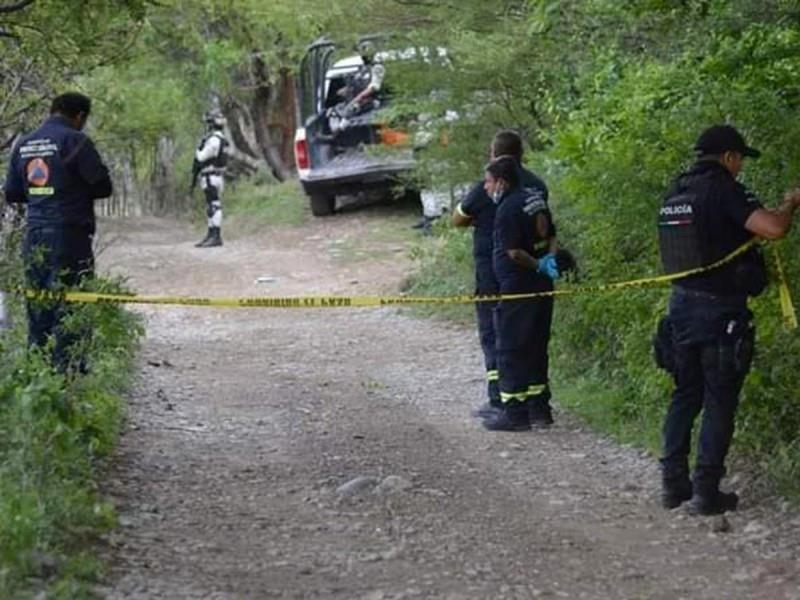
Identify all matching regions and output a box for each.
[521,188,547,216]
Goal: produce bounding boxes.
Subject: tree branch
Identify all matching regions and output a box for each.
[0,0,35,15]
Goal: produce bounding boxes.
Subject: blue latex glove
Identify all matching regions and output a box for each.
[537,253,560,280]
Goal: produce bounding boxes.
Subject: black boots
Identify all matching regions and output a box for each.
[411,215,438,235]
[476,398,555,431]
[196,226,223,248]
[482,403,531,432]
[688,487,739,516]
[661,477,693,509]
[529,401,554,429]
[662,473,738,514]
[472,400,502,419]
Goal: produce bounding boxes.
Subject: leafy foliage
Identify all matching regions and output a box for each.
[396,0,800,497]
[0,262,142,596]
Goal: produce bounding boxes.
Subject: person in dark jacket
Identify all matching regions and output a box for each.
[479,156,559,431]
[453,130,556,420]
[3,92,112,370]
[657,124,800,515]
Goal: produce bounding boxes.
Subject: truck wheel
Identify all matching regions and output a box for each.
[309,193,335,216]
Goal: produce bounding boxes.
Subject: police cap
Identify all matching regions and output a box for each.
[694,125,761,159]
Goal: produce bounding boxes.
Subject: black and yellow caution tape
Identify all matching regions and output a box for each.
[772,245,798,330]
[10,238,778,312]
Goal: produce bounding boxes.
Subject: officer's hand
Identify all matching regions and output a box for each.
[784,189,800,206]
[537,253,560,280]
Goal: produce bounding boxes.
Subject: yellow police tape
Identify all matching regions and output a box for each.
[773,245,798,330]
[15,236,795,330]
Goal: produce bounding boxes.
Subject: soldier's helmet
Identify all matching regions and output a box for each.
[356,40,377,63]
[204,109,226,129]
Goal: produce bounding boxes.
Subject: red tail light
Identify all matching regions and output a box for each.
[295,137,309,170]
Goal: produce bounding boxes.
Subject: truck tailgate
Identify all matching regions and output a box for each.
[304,148,414,183]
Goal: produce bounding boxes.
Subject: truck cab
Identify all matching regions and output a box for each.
[294,37,415,216]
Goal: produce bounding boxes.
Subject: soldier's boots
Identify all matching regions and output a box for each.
[195,228,213,247]
[196,226,223,248]
[482,403,531,432]
[411,215,438,235]
[688,488,739,516]
[661,477,693,509]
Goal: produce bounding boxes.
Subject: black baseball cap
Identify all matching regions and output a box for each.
[694,124,761,158]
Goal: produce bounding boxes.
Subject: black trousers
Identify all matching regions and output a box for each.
[24,224,94,369]
[661,288,753,489]
[494,276,554,411]
[475,269,500,403]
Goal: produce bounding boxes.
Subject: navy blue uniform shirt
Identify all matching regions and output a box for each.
[459,180,495,283]
[458,166,552,286]
[667,160,762,295]
[493,181,553,293]
[4,115,112,230]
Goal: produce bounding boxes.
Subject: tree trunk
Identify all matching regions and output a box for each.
[151,136,176,215]
[249,54,293,182]
[276,68,296,169]
[222,97,271,179]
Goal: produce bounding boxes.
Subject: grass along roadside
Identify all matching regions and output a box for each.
[224,178,309,231]
[0,277,142,599]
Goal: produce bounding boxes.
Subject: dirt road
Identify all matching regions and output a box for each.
[96,209,800,599]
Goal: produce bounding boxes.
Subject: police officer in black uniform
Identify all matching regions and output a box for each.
[3,92,112,369]
[657,125,800,515]
[482,156,560,431]
[453,130,555,420]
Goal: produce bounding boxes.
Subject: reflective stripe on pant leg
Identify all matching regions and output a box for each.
[495,298,534,405]
[500,390,529,404]
[527,383,547,396]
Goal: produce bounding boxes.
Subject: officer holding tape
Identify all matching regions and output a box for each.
[481,156,559,431]
[657,124,800,515]
[3,92,112,369]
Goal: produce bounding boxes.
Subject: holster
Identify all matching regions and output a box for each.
[717,316,755,380]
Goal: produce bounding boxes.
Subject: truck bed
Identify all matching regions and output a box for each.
[303,147,415,183]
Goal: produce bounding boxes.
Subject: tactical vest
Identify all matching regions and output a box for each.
[658,188,766,296]
[199,132,228,171]
[348,65,373,97]
[658,191,711,274]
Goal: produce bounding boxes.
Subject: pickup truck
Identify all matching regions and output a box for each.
[293,37,415,216]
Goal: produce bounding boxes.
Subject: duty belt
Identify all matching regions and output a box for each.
[672,284,747,306]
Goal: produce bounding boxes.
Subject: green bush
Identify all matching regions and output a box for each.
[409,10,800,500]
[404,221,475,323]
[0,276,142,598]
